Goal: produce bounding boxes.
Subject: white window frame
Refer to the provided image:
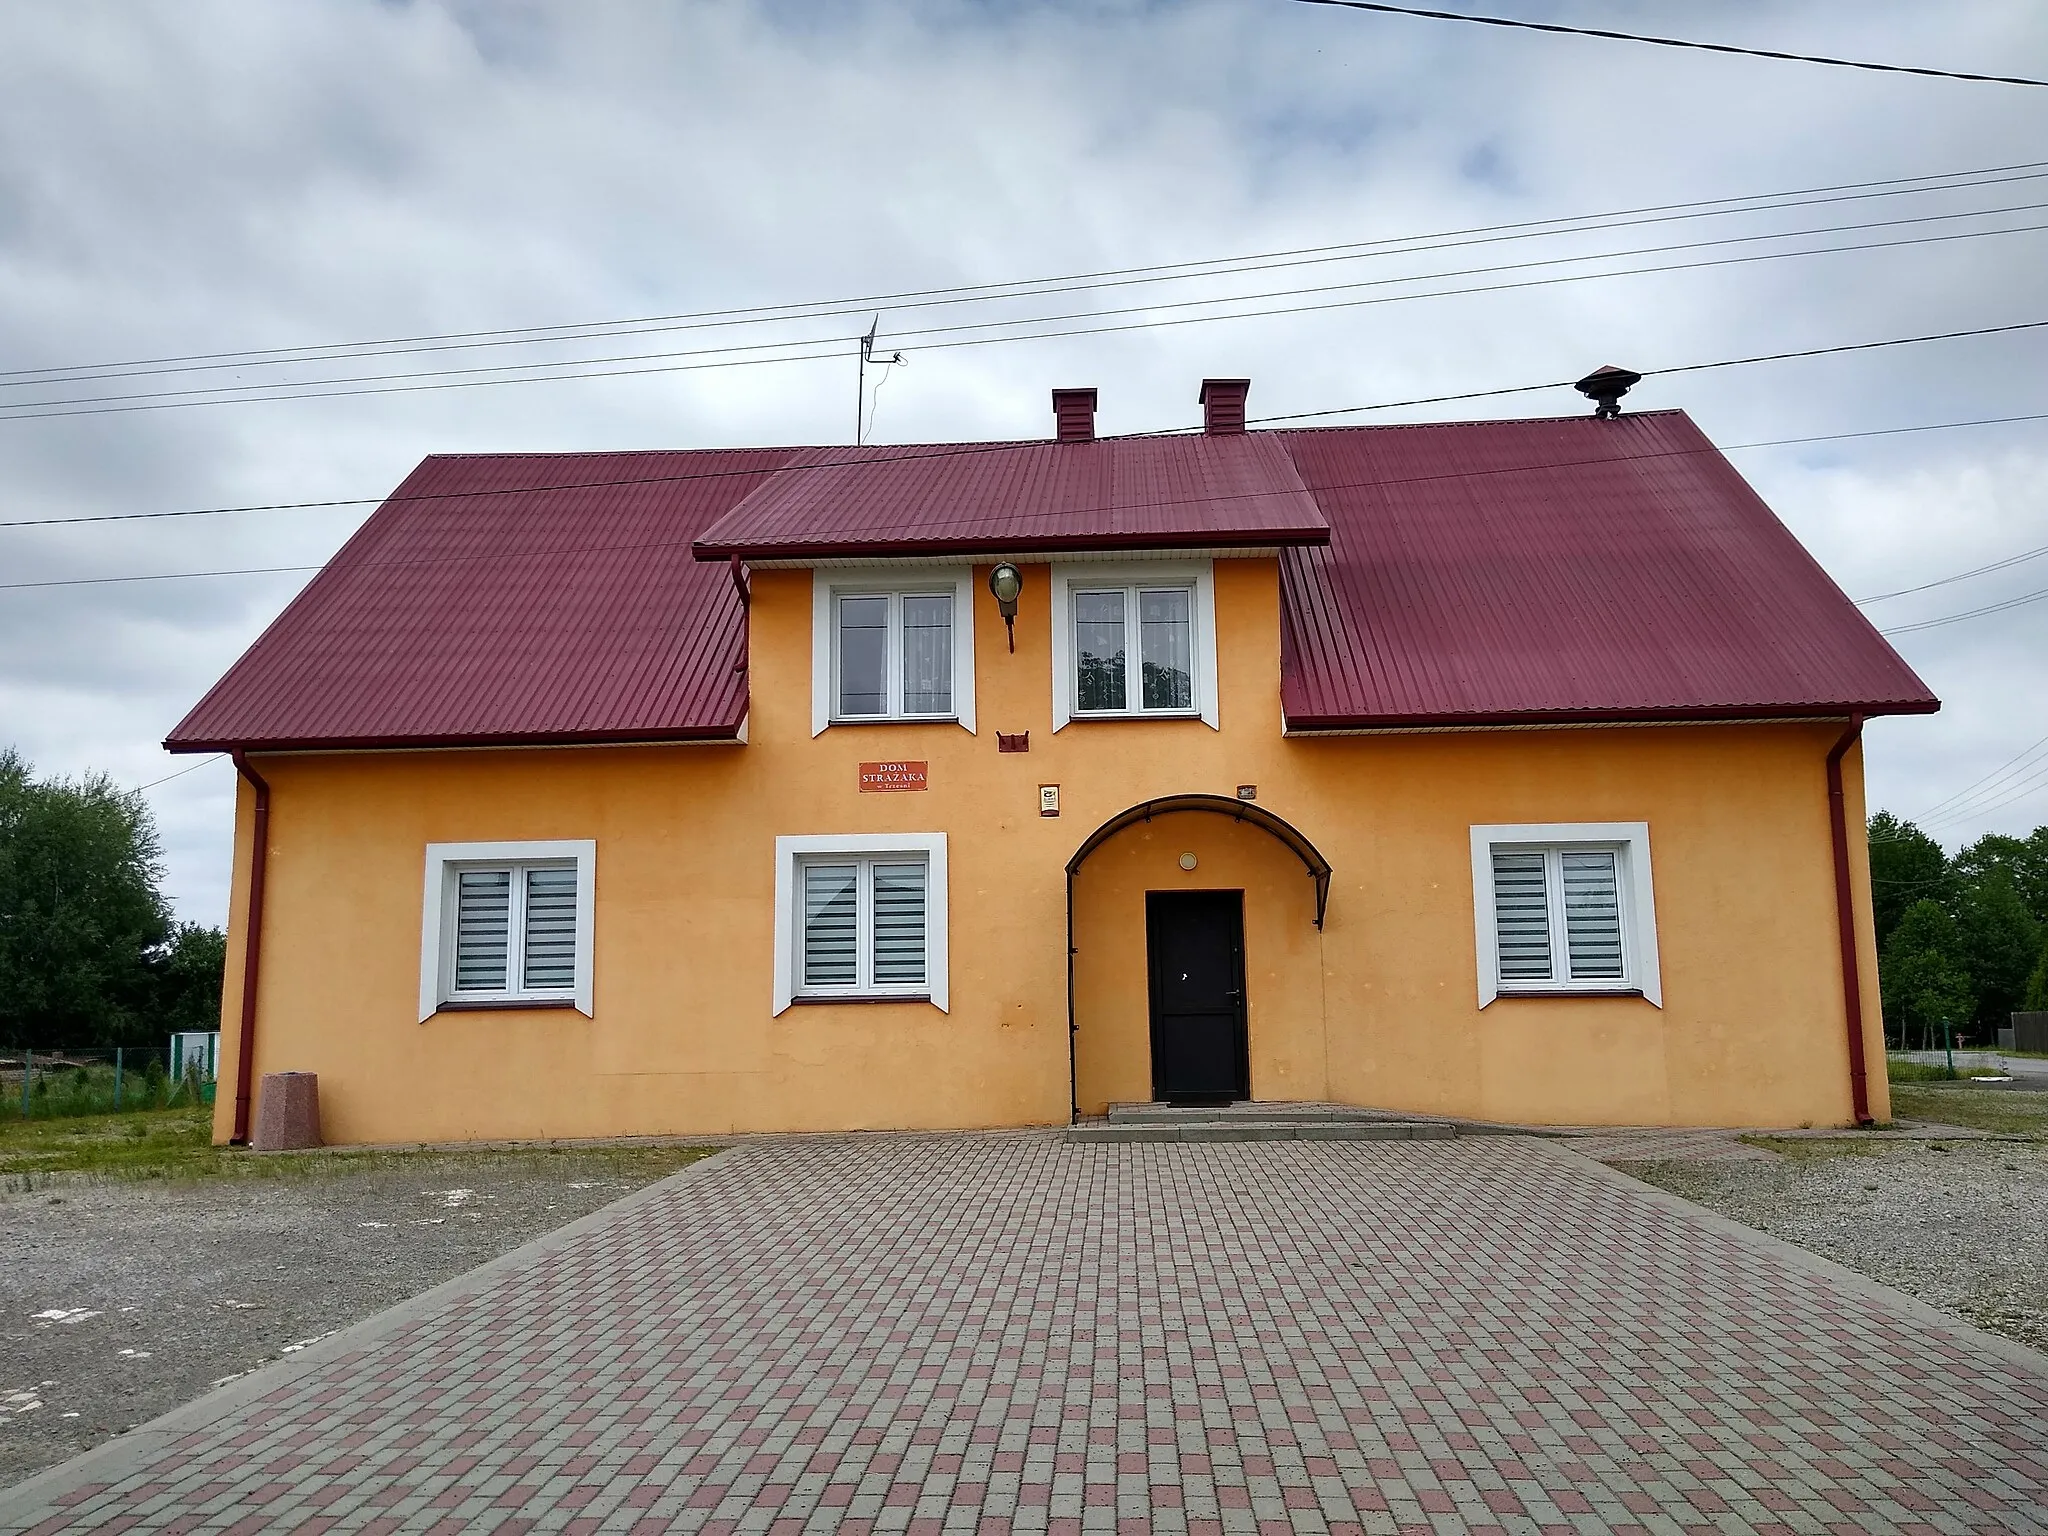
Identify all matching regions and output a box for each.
[772,832,948,1015]
[811,568,976,736]
[419,840,596,1020]
[1468,822,1661,1009]
[1049,561,1218,731]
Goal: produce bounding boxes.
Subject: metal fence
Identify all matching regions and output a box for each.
[1,1044,217,1119]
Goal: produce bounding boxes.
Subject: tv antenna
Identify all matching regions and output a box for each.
[856,316,906,445]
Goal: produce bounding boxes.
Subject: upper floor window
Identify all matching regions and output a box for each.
[1467,822,1662,1008]
[812,570,977,735]
[418,839,596,1019]
[1050,561,1219,730]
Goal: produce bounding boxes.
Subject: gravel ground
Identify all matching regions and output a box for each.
[0,1145,712,1490]
[1619,1134,2048,1353]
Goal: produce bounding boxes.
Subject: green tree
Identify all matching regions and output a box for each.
[1866,811,1950,951]
[150,921,227,1034]
[1953,867,2043,1037]
[0,749,171,1048]
[1954,828,2048,925]
[2025,932,2048,1012]
[1879,898,1976,1050]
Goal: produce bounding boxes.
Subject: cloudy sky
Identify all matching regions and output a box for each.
[2,0,2045,928]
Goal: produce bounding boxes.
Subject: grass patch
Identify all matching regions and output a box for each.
[1888,1083,2048,1139]
[1,1061,212,1120]
[0,1107,719,1189]
[1887,1058,1960,1082]
[1739,1135,1882,1160]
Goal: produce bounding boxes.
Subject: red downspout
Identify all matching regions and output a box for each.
[228,751,271,1145]
[1825,719,1874,1126]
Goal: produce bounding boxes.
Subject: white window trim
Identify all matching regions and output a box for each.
[419,840,596,1021]
[1468,822,1661,1009]
[1049,561,1218,731]
[772,832,948,1015]
[811,568,976,736]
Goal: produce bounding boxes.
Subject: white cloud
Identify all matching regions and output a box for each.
[2,0,2045,925]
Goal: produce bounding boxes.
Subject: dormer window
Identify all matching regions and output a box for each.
[836,591,953,718]
[811,569,978,734]
[1050,561,1219,730]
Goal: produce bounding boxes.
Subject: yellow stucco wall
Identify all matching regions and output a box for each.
[211,557,1891,1144]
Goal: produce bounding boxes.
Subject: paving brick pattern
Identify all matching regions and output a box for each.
[1565,1129,1780,1164]
[13,1135,2048,1534]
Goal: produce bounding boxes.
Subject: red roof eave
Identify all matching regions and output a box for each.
[163,722,746,755]
[691,525,1330,563]
[1280,698,1941,734]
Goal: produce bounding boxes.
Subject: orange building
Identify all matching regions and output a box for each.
[167,378,1936,1144]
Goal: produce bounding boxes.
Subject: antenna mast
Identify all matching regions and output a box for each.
[855,316,905,446]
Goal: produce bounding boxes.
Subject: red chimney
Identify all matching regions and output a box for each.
[1199,378,1250,435]
[1051,388,1098,443]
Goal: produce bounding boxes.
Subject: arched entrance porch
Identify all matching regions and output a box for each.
[1064,795,1334,1119]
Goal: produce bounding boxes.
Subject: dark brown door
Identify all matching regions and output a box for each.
[1147,890,1249,1103]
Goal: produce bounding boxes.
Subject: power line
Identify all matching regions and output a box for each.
[21,185,2043,403]
[7,414,2045,603]
[1280,0,2048,88]
[11,160,2043,386]
[1876,583,2048,636]
[7,219,2046,424]
[2,323,2043,537]
[1250,320,2048,424]
[135,753,226,793]
[1857,536,2048,603]
[1914,730,2048,823]
[1921,762,2048,832]
[9,195,2042,412]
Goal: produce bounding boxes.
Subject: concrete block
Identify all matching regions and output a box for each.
[1177,1124,1298,1142]
[1408,1123,1457,1140]
[253,1072,322,1152]
[1066,1125,1178,1143]
[1295,1122,1413,1140]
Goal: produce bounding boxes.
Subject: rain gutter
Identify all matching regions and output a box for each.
[228,751,270,1145]
[1825,718,1875,1127]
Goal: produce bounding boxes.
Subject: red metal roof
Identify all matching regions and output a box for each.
[166,409,1935,753]
[689,434,1330,561]
[1275,412,1937,728]
[166,449,799,752]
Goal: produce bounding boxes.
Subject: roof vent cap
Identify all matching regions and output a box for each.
[1198,378,1250,435]
[1051,387,1098,443]
[1575,364,1642,420]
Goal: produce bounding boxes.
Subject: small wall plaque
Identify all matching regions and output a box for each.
[998,732,1030,753]
[859,761,929,793]
[1039,784,1060,817]
[1236,784,1257,801]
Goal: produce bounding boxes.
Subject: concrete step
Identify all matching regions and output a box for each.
[1106,1101,1415,1124]
[1067,1119,1457,1144]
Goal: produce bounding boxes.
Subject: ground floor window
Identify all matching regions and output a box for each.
[1468,822,1661,1007]
[773,833,949,1013]
[419,840,597,1018]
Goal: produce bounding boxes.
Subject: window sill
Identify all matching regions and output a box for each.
[828,716,961,727]
[1493,987,1644,1000]
[787,993,935,1008]
[434,998,580,1013]
[1068,710,1202,723]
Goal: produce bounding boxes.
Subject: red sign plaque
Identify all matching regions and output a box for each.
[858,760,929,793]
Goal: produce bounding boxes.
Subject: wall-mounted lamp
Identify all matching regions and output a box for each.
[988,562,1023,652]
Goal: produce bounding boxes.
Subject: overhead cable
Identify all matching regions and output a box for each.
[2,323,2043,535]
[1912,730,2048,823]
[4,219,2045,423]
[8,159,2043,385]
[1279,0,2048,88]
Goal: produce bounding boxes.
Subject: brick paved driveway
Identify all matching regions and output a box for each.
[5,1134,2045,1534]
